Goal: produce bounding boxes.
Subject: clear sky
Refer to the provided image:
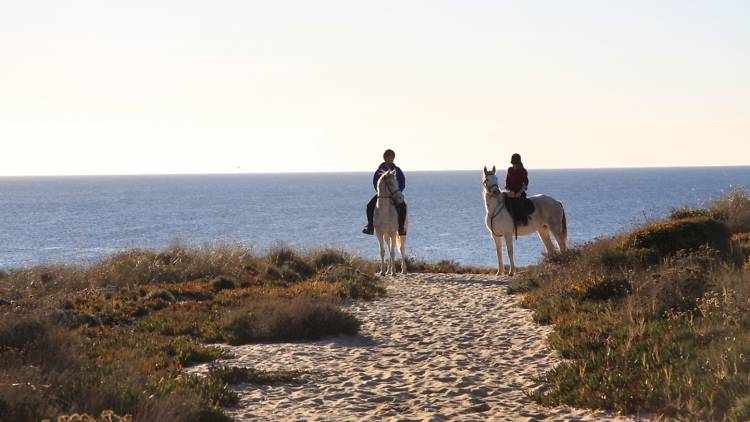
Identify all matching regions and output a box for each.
[1,1,748,176]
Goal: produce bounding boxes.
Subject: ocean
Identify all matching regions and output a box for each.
[1,167,749,269]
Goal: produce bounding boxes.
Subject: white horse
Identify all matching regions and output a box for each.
[373,170,408,275]
[482,166,568,276]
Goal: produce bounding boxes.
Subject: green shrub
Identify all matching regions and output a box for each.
[623,217,731,258]
[653,266,710,315]
[570,275,631,301]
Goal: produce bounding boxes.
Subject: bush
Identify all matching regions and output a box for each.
[570,274,631,301]
[223,297,360,344]
[207,366,303,385]
[210,276,236,292]
[623,217,731,258]
[652,266,710,315]
[669,207,711,220]
[710,188,750,233]
[267,247,314,280]
[310,249,349,269]
[144,289,177,303]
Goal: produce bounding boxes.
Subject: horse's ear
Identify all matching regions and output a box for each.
[491,165,496,174]
[483,166,488,175]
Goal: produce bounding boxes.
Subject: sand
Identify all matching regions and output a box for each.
[187,273,643,421]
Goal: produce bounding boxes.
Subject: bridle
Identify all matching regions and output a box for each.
[483,176,506,236]
[378,174,402,203]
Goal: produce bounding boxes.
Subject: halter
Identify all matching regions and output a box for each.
[378,174,401,202]
[483,177,506,237]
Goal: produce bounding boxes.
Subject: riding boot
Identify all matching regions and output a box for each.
[396,202,407,235]
[362,195,377,235]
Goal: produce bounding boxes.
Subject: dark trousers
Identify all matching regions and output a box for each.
[366,194,407,231]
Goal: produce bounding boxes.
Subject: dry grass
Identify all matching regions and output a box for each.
[511,190,750,420]
[0,246,385,422]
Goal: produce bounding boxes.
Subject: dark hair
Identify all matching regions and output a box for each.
[383,149,396,159]
[511,153,522,164]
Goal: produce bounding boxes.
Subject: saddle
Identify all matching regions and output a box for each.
[504,193,535,227]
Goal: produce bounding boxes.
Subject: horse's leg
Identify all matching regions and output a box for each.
[504,233,516,276]
[551,205,569,252]
[537,228,557,255]
[377,233,386,276]
[397,235,407,274]
[388,235,396,275]
[493,235,505,276]
[550,225,566,253]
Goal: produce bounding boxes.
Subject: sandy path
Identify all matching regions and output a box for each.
[188,273,640,421]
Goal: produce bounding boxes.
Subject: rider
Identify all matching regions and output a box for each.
[362,149,407,236]
[505,153,529,225]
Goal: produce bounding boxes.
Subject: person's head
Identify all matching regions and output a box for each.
[383,149,396,164]
[510,153,522,167]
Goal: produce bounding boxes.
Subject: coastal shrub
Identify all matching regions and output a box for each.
[710,188,750,233]
[623,216,731,258]
[570,274,631,301]
[652,266,710,315]
[207,366,304,385]
[210,276,236,292]
[90,246,260,287]
[223,297,360,344]
[310,249,349,269]
[162,337,227,366]
[267,247,314,280]
[144,289,177,302]
[406,258,493,274]
[669,206,711,220]
[320,265,385,300]
[512,205,750,419]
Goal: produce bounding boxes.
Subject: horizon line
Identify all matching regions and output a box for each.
[1,164,749,178]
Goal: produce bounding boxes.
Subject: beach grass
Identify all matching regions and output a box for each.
[510,188,750,420]
[0,246,385,422]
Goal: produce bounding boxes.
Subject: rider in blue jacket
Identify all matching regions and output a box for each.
[362,149,407,235]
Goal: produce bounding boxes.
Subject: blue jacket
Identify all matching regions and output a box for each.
[372,163,406,191]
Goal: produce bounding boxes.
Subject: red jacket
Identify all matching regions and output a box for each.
[505,166,528,193]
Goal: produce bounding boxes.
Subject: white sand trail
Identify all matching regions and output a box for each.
[188,273,642,421]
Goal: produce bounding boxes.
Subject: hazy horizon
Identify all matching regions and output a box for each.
[1,164,749,179]
[2,1,748,176]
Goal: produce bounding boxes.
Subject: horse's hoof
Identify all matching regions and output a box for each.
[379,271,385,276]
[508,272,515,277]
[496,271,505,277]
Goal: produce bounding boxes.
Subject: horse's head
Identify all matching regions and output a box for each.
[482,166,500,195]
[377,170,404,203]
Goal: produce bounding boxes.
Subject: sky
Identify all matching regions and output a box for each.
[0,1,748,176]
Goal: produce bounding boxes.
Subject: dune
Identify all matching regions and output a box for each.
[187,273,642,421]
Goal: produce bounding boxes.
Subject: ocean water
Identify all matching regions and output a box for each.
[1,167,749,269]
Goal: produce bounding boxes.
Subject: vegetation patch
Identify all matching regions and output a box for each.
[0,246,386,421]
[223,297,361,344]
[511,190,750,420]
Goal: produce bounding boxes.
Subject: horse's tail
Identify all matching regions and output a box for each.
[560,202,569,250]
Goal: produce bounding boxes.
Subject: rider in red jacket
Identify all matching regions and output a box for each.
[505,153,528,197]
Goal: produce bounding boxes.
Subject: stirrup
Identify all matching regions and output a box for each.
[362,226,374,235]
[398,228,407,236]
